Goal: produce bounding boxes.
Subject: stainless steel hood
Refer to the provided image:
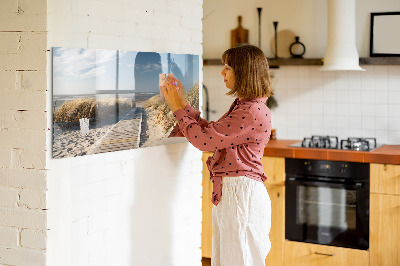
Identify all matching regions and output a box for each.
[320,0,365,71]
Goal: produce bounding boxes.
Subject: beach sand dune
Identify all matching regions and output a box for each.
[52,84,199,158]
[140,83,199,148]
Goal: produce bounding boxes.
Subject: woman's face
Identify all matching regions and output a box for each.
[220,64,235,89]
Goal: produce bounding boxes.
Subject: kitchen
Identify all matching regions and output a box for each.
[202,0,400,265]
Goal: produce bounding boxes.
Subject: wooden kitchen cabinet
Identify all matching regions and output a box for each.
[370,163,400,195]
[284,241,369,266]
[201,154,286,265]
[262,156,285,266]
[202,152,213,258]
[370,163,400,266]
[264,184,285,266]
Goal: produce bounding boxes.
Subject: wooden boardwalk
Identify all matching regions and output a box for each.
[87,108,143,154]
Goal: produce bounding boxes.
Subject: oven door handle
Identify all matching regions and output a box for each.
[287,177,364,189]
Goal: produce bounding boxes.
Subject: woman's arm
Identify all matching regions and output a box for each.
[173,106,257,152]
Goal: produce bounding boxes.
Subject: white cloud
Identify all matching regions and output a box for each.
[53,47,117,79]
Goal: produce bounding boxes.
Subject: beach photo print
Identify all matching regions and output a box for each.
[52,47,200,159]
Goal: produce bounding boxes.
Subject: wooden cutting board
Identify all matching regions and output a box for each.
[231,16,249,48]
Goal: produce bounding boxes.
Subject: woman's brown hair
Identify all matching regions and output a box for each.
[221,44,273,99]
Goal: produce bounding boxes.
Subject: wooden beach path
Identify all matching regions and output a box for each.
[87,108,143,154]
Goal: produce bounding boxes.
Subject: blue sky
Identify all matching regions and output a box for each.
[52,47,199,96]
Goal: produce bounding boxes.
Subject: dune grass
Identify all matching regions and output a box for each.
[53,97,134,123]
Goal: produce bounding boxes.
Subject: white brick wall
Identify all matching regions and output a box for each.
[46,1,203,266]
[0,0,48,265]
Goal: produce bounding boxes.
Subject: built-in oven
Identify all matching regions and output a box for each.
[285,158,369,250]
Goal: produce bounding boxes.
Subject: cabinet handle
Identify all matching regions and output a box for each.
[314,252,335,257]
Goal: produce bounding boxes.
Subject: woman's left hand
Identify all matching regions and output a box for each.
[160,77,185,113]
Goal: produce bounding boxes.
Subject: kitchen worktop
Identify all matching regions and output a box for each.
[263,139,400,165]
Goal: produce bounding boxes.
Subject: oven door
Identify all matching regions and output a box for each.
[285,177,369,250]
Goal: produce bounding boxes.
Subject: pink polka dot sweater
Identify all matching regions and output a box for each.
[170,97,272,206]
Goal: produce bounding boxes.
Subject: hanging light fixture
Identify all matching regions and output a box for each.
[320,0,365,71]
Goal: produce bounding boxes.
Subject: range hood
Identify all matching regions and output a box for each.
[320,0,365,71]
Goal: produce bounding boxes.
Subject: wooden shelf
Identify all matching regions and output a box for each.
[359,57,400,65]
[203,57,400,67]
[203,58,323,67]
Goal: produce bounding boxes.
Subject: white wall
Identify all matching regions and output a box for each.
[46,0,203,266]
[203,0,400,145]
[0,0,48,265]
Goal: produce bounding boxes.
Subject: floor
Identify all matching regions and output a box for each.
[202,257,211,266]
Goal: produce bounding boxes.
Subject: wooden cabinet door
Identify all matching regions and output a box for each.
[264,184,285,266]
[284,241,369,266]
[202,152,213,258]
[370,163,400,195]
[370,193,400,266]
[262,156,285,186]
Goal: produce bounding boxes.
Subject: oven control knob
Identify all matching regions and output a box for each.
[304,162,312,171]
[340,164,347,174]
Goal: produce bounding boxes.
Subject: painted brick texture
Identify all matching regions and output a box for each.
[46,0,203,265]
[0,0,48,265]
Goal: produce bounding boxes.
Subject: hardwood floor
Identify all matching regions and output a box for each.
[202,257,211,266]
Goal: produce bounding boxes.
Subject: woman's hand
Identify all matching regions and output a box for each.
[160,76,187,113]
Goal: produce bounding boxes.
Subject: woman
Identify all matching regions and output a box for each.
[161,44,273,266]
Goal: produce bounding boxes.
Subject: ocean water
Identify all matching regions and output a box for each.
[52,92,157,109]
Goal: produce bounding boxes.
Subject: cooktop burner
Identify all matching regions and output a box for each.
[290,136,381,151]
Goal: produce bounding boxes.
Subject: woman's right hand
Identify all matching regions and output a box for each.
[168,76,187,108]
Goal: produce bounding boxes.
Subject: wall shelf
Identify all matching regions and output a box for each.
[203,57,400,67]
[359,57,400,65]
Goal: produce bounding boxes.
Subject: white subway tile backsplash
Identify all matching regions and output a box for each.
[323,103,336,115]
[374,130,389,144]
[361,90,374,104]
[389,117,400,131]
[375,104,389,117]
[361,104,375,117]
[348,71,362,90]
[389,104,400,117]
[336,103,349,116]
[348,90,362,103]
[349,128,362,137]
[323,87,336,103]
[388,65,400,76]
[374,90,388,104]
[374,65,388,77]
[336,115,348,129]
[348,116,362,129]
[388,76,400,91]
[362,129,375,138]
[322,70,335,78]
[285,66,298,77]
[388,91,400,105]
[310,68,324,78]
[204,65,400,144]
[374,117,389,130]
[310,77,324,90]
[362,116,375,130]
[323,115,336,129]
[336,90,349,103]
[374,77,388,91]
[298,67,311,78]
[335,73,349,90]
[298,77,311,89]
[286,77,299,89]
[388,131,400,143]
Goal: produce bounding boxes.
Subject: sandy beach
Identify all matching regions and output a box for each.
[52,123,114,159]
[52,83,199,158]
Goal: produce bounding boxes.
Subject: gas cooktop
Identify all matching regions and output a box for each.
[289,135,383,151]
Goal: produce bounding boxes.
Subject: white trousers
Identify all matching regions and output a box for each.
[212,176,271,266]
